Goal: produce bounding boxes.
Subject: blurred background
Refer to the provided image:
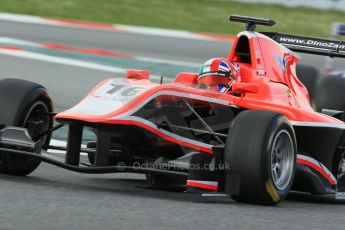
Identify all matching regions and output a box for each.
[1,0,345,37]
[0,2,343,162]
[0,0,344,109]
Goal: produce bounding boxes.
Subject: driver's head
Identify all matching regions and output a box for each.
[197,58,238,87]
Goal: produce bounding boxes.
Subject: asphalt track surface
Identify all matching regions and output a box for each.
[0,20,345,230]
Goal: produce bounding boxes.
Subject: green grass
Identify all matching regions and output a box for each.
[0,0,344,38]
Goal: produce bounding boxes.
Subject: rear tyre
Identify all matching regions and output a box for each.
[0,78,53,176]
[224,110,297,205]
[314,76,345,112]
[296,65,320,102]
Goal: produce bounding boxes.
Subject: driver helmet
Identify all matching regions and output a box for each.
[197,58,239,88]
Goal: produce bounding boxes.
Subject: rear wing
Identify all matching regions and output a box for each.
[262,32,345,58]
[324,23,345,73]
[227,15,345,58]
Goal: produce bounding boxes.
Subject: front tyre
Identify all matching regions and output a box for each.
[224,110,297,205]
[0,78,53,176]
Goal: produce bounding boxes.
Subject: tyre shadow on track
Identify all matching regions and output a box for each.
[3,167,343,206]
[287,192,345,205]
[0,171,235,205]
[0,169,345,205]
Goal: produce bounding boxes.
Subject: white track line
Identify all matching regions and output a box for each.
[0,36,201,68]
[0,13,50,26]
[0,37,43,47]
[0,48,166,80]
[0,48,127,72]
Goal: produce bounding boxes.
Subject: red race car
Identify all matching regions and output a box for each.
[0,15,344,205]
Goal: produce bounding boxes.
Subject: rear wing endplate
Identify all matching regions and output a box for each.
[262,32,345,58]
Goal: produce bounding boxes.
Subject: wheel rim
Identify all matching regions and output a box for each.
[24,101,50,144]
[0,101,50,169]
[271,129,294,191]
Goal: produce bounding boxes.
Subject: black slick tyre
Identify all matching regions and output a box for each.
[314,76,345,112]
[296,64,320,102]
[0,78,53,176]
[224,110,297,205]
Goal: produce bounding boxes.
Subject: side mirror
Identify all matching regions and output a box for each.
[232,82,259,94]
